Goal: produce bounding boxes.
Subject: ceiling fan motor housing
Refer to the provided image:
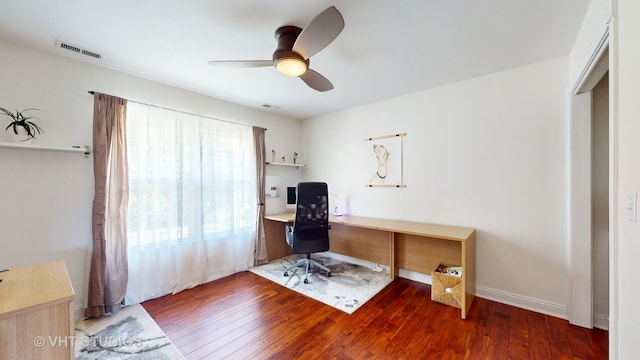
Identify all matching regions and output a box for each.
[273,26,309,67]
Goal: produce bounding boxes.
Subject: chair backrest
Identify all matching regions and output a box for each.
[291,182,330,253]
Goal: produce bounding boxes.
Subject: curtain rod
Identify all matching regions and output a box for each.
[88,91,266,131]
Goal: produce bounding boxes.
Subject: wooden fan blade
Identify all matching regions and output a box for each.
[207,60,273,68]
[293,6,344,60]
[299,69,334,92]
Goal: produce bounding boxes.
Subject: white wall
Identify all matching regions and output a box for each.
[0,39,300,316]
[569,0,611,75]
[613,0,640,357]
[301,57,571,316]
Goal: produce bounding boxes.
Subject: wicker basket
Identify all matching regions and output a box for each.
[431,266,462,309]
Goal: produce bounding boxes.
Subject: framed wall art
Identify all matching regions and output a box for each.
[365,133,406,188]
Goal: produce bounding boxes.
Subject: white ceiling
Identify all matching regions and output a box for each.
[0,0,589,119]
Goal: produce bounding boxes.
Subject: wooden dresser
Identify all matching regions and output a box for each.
[0,261,75,359]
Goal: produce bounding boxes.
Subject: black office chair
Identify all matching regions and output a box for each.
[284,182,331,283]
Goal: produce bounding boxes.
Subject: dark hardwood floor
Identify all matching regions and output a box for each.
[142,271,608,359]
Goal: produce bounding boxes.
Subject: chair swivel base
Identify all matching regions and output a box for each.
[283,255,331,284]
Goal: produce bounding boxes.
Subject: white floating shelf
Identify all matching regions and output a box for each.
[266,162,305,167]
[0,141,91,155]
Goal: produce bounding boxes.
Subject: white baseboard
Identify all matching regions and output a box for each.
[593,312,609,330]
[475,285,609,330]
[398,268,431,284]
[74,303,84,321]
[325,252,390,273]
[397,268,570,320]
[327,253,571,320]
[255,252,608,330]
[475,285,568,320]
[68,253,610,330]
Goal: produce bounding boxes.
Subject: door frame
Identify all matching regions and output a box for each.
[567,15,613,332]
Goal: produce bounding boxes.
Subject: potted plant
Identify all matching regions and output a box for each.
[0,107,42,143]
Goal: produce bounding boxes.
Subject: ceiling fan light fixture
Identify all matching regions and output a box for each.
[276,57,307,77]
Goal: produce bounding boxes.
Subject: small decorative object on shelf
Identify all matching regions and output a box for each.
[271,149,276,163]
[281,155,286,163]
[293,152,298,164]
[0,107,43,144]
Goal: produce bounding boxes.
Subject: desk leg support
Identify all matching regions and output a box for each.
[461,230,476,319]
[389,232,397,279]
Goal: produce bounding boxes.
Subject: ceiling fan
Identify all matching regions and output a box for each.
[208,6,344,92]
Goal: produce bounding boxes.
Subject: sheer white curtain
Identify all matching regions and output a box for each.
[124,102,256,305]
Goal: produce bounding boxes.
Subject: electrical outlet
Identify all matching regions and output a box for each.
[627,192,637,222]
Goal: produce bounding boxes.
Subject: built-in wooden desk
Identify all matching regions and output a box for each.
[264,213,476,319]
[0,261,75,359]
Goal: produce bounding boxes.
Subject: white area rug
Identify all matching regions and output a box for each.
[75,304,184,360]
[250,253,393,314]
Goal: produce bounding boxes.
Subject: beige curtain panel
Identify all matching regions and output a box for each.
[253,126,268,265]
[85,92,129,318]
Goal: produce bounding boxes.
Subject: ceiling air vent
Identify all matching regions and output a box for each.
[55,40,102,60]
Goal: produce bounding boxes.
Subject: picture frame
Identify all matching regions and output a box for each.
[365,133,406,188]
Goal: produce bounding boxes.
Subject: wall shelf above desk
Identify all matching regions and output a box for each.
[0,141,91,156]
[266,162,305,168]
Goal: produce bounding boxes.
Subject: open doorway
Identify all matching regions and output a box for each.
[591,72,609,329]
[569,45,610,330]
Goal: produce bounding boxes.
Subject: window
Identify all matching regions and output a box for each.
[124,102,256,304]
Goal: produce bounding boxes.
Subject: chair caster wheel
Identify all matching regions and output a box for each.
[284,272,289,277]
[304,278,309,284]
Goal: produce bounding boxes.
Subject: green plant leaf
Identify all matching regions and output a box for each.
[0,107,17,119]
[1,107,42,137]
